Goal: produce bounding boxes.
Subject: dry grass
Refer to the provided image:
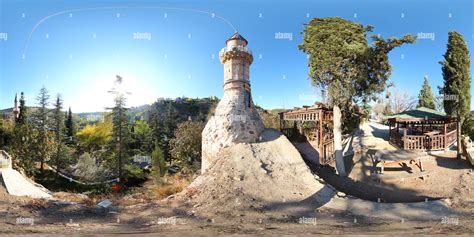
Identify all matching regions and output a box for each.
[25,199,49,210]
[43,174,193,208]
[152,174,191,200]
[52,192,91,204]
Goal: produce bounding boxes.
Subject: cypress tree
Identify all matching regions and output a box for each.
[417,76,436,109]
[439,31,471,158]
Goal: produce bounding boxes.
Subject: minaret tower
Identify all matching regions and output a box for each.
[12,93,19,119]
[201,32,264,171]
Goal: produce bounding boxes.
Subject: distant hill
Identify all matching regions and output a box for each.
[0,108,13,114]
[147,97,219,123]
[0,107,41,120]
[1,97,221,126]
[73,97,219,125]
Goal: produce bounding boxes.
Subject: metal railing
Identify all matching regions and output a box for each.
[219,45,252,57]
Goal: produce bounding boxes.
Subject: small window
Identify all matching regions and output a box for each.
[244,90,251,108]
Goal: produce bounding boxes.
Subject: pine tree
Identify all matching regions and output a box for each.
[162,102,177,164]
[16,92,27,125]
[149,108,164,146]
[65,107,75,144]
[34,86,51,172]
[417,76,436,109]
[151,142,167,184]
[439,31,471,158]
[52,94,65,174]
[108,76,131,180]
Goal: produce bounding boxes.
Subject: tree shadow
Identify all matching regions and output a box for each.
[294,141,321,165]
[432,153,472,170]
[368,124,389,141]
[313,164,437,203]
[228,185,467,224]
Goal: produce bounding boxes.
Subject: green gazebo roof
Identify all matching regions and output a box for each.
[388,107,453,123]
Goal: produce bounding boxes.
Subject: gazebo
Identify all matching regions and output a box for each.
[387,107,457,151]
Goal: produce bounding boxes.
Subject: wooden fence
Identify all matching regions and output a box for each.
[321,139,335,165]
[390,129,457,151]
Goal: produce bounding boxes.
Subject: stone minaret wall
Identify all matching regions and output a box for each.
[201,33,264,172]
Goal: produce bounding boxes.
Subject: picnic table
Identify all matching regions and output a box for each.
[374,150,428,174]
[424,130,440,136]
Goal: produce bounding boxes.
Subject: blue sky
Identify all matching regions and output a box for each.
[0,0,472,112]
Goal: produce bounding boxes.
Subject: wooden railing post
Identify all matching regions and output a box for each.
[403,125,407,150]
[444,123,447,150]
[389,122,392,142]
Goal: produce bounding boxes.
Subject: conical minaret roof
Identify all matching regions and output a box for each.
[226,32,248,44]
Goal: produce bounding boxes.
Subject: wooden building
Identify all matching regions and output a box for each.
[279,103,334,165]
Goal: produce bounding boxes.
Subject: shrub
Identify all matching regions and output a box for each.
[169,121,204,172]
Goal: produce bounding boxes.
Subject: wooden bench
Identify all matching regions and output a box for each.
[373,150,430,178]
[371,170,433,182]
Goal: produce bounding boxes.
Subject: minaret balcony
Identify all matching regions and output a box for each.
[219,45,253,64]
[219,45,252,57]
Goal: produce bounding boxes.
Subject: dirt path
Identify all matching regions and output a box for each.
[313,122,474,211]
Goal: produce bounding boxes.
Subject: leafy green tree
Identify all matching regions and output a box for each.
[8,92,35,175]
[15,92,27,125]
[417,76,436,109]
[439,31,471,158]
[11,124,38,176]
[76,116,112,152]
[0,119,14,150]
[299,17,415,176]
[170,121,204,173]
